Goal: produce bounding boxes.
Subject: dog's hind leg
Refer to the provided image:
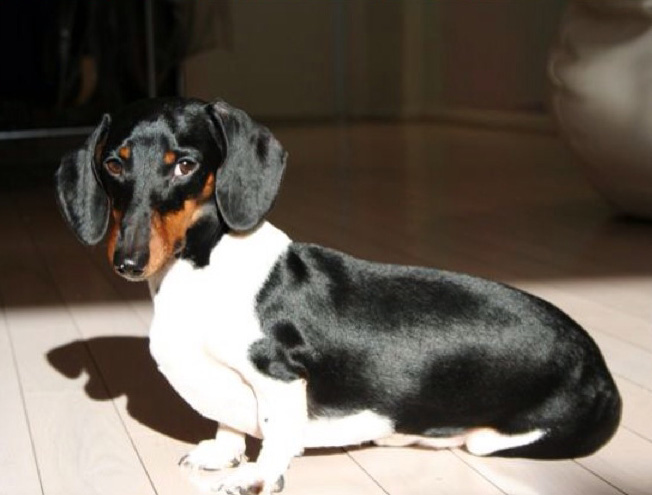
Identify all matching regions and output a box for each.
[374,427,545,456]
[464,428,546,456]
[374,433,467,449]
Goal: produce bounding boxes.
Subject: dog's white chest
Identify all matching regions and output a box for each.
[147,223,291,427]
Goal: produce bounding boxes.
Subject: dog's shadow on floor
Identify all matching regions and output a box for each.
[47,336,349,460]
[47,336,216,444]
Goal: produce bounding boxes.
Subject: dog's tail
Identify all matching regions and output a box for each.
[496,374,622,460]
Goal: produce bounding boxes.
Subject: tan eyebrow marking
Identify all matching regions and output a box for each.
[164,151,176,165]
[118,146,131,160]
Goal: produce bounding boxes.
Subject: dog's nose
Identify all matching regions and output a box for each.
[115,258,145,278]
[113,251,148,279]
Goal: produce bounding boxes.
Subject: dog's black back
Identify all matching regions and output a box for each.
[252,243,621,459]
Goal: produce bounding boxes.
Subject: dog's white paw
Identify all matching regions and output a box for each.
[193,462,284,495]
[179,439,247,472]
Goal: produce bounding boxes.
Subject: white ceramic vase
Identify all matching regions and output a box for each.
[549,0,652,217]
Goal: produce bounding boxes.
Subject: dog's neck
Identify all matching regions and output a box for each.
[148,221,292,299]
[180,208,229,269]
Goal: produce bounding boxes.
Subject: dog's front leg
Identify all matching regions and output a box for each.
[180,423,247,472]
[213,377,308,495]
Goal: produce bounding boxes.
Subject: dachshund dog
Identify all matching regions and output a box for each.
[55,98,621,494]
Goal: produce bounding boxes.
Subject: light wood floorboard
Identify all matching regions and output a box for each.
[0,297,42,495]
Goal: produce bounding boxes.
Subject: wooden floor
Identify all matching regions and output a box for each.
[1,122,651,495]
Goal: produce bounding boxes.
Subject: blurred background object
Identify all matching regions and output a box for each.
[0,0,231,134]
[0,0,565,133]
[183,1,564,125]
[549,0,652,219]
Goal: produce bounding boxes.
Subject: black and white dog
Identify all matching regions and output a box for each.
[55,98,621,494]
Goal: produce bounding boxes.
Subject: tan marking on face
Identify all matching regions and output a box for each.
[200,174,215,200]
[164,151,176,165]
[118,146,131,160]
[147,213,172,277]
[106,208,123,266]
[146,173,216,276]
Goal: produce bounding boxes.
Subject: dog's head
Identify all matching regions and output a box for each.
[55,98,287,281]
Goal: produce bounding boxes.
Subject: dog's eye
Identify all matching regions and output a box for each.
[104,159,123,176]
[174,159,197,177]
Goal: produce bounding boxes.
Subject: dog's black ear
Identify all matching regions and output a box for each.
[55,114,111,245]
[207,101,287,231]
